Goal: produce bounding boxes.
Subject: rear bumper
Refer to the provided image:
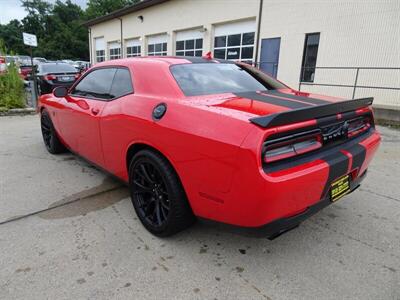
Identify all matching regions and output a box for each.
[203,170,366,239]
[194,128,380,229]
[256,170,366,239]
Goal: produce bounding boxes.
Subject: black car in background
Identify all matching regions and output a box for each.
[36,63,80,95]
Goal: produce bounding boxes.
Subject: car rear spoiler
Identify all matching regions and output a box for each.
[249,97,374,128]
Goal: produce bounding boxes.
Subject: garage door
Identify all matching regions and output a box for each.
[175,29,204,57]
[147,34,168,56]
[213,20,256,62]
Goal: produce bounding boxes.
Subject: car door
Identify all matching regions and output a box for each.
[60,67,117,167]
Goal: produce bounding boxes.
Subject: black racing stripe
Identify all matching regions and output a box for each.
[320,152,349,198]
[267,90,331,105]
[345,144,366,171]
[316,115,338,126]
[234,91,313,109]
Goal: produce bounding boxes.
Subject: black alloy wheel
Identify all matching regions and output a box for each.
[40,110,66,154]
[132,161,170,227]
[129,149,195,236]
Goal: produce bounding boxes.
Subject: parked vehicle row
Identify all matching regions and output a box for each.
[0,54,90,94]
[0,55,90,80]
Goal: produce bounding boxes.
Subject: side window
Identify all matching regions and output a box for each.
[72,68,116,100]
[110,68,133,98]
[300,33,320,82]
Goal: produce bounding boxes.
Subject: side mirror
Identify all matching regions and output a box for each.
[53,86,68,98]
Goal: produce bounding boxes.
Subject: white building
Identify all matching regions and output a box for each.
[85,0,400,109]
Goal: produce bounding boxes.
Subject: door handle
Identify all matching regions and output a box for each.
[91,108,99,115]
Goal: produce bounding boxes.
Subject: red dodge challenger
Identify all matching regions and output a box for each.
[38,56,381,238]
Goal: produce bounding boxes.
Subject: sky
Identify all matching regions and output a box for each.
[0,0,88,25]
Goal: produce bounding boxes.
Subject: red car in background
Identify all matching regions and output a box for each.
[0,56,6,74]
[38,56,380,238]
[19,65,33,80]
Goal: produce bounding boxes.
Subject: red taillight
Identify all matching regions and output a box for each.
[347,117,371,138]
[44,74,56,80]
[263,130,322,163]
[74,73,80,79]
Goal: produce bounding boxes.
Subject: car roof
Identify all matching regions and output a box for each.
[41,62,70,65]
[97,56,234,67]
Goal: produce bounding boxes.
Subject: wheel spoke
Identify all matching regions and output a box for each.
[160,199,169,210]
[155,201,162,225]
[144,199,155,216]
[139,164,154,184]
[133,180,152,192]
[160,205,168,220]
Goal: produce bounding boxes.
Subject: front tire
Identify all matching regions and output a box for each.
[129,149,195,236]
[40,109,66,154]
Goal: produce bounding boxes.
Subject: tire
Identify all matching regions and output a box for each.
[129,149,195,236]
[40,109,66,154]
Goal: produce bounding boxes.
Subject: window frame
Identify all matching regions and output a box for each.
[96,50,105,62]
[213,32,255,62]
[109,47,121,60]
[126,45,141,57]
[175,38,203,57]
[147,42,167,56]
[69,66,134,102]
[300,32,320,83]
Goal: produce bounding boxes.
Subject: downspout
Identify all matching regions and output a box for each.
[118,18,124,58]
[88,27,92,65]
[254,0,264,67]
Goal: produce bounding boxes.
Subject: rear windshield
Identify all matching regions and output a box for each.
[170,63,286,96]
[41,63,76,73]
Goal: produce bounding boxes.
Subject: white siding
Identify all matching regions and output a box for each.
[259,0,400,107]
[89,0,400,107]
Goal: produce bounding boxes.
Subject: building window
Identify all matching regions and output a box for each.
[176,38,203,57]
[96,50,105,62]
[109,47,121,60]
[300,33,320,82]
[148,42,167,56]
[213,32,255,62]
[127,45,141,57]
[94,37,105,63]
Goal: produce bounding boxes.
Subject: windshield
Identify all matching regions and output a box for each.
[41,63,77,73]
[170,63,286,96]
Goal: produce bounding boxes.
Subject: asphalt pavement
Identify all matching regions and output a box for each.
[0,115,399,300]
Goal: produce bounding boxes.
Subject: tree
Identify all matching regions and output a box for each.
[0,0,142,60]
[0,20,27,55]
[85,0,140,19]
[39,0,89,60]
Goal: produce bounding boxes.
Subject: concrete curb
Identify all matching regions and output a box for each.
[0,108,37,116]
[373,105,400,127]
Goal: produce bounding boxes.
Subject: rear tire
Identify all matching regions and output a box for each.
[129,149,195,236]
[40,109,66,154]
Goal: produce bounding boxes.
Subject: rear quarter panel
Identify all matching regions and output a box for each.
[100,93,254,216]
